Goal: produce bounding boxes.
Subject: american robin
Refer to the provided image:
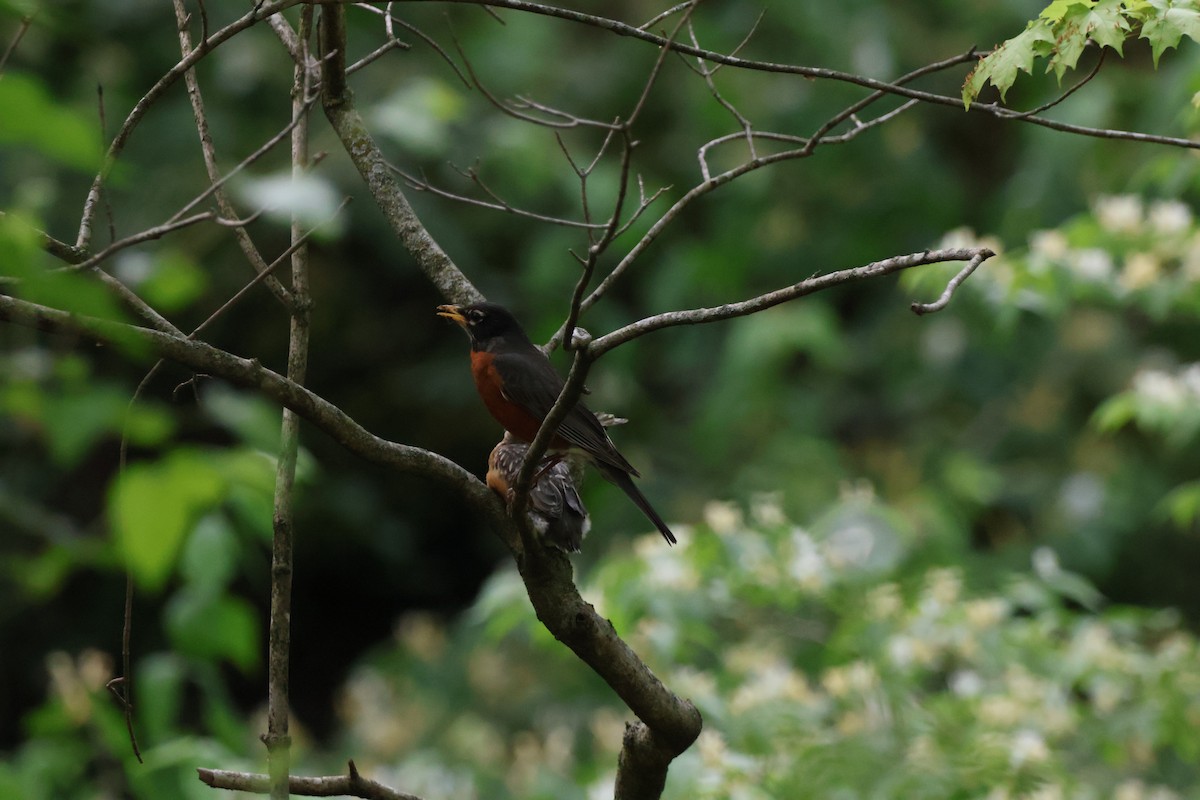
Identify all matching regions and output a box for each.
[437,301,677,545]
[488,432,591,552]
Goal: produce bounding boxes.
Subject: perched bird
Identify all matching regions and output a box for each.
[487,432,590,552]
[437,301,676,545]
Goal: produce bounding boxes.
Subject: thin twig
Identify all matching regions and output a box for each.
[320,7,483,304]
[639,1,691,31]
[354,3,472,87]
[590,247,997,356]
[174,0,296,309]
[168,111,309,224]
[411,0,1200,151]
[95,85,118,247]
[391,163,606,228]
[1008,47,1107,120]
[195,199,348,339]
[77,0,302,251]
[264,8,313,798]
[452,30,618,129]
[911,249,990,314]
[104,574,142,764]
[0,10,37,77]
[90,269,185,335]
[687,15,762,175]
[347,37,410,73]
[555,2,695,356]
[576,94,924,324]
[61,212,241,273]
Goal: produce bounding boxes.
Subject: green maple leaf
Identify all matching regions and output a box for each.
[1040,0,1094,22]
[1080,0,1135,51]
[1141,2,1200,65]
[964,20,1058,107]
[1049,1,1132,77]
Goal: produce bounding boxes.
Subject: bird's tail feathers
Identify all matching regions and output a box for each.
[596,463,677,545]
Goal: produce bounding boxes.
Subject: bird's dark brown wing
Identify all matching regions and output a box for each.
[490,350,638,475]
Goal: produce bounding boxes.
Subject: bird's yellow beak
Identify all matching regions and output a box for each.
[436,304,467,326]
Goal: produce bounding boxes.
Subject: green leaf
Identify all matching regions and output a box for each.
[178,514,240,592]
[1157,481,1200,528]
[0,210,51,273]
[0,71,103,172]
[109,450,227,591]
[371,78,468,157]
[964,21,1058,107]
[135,654,186,743]
[201,384,283,452]
[1083,0,1135,52]
[124,404,177,448]
[135,251,208,313]
[1049,2,1131,77]
[40,385,128,467]
[1091,393,1137,432]
[1039,0,1091,22]
[165,588,260,671]
[1141,1,1200,65]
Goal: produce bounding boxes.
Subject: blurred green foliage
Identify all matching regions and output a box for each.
[330,500,1200,799]
[3,0,1200,797]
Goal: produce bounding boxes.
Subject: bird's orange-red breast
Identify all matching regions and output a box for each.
[438,302,676,545]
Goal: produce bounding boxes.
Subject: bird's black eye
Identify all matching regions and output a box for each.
[468,309,484,324]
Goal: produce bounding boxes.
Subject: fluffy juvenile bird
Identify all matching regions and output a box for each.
[487,432,590,552]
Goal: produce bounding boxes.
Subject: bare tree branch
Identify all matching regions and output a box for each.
[263,8,314,797]
[508,8,699,523]
[354,3,472,86]
[911,249,990,315]
[453,33,618,130]
[318,5,483,304]
[412,0,1200,151]
[0,9,37,76]
[590,247,996,357]
[198,760,424,800]
[0,291,498,513]
[570,50,976,325]
[76,0,305,251]
[391,162,608,229]
[174,0,296,308]
[517,541,702,799]
[639,2,693,32]
[61,212,231,273]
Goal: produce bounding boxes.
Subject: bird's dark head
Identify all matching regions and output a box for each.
[436,302,531,350]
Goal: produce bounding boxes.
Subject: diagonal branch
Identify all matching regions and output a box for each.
[590,247,996,357]
[173,0,295,308]
[317,5,483,304]
[0,291,500,519]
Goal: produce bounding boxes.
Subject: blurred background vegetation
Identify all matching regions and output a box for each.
[3,0,1200,797]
